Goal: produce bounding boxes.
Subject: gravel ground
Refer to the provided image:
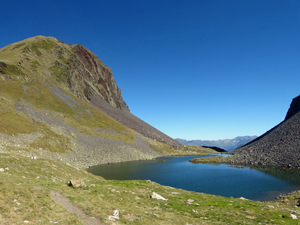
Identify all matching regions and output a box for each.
[0,101,170,168]
[0,127,165,169]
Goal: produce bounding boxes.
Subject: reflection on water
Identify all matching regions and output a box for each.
[250,165,300,187]
[88,155,300,201]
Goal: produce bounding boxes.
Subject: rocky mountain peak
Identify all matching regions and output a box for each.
[0,35,129,111]
[285,95,300,121]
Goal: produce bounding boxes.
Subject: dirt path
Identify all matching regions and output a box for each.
[50,190,106,225]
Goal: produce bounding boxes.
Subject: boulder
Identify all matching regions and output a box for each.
[150,192,168,201]
[108,210,119,221]
[68,179,86,187]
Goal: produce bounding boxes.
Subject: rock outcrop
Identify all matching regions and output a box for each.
[69,44,129,110]
[285,95,300,121]
[227,95,300,168]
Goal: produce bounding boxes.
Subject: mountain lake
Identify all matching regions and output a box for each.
[88,154,300,201]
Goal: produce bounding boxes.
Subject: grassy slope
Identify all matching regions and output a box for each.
[1,153,300,225]
[0,37,135,142]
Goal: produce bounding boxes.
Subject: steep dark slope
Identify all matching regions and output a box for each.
[228,96,300,168]
[285,95,300,120]
[89,96,180,148]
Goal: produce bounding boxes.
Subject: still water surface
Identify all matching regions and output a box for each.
[88,154,300,201]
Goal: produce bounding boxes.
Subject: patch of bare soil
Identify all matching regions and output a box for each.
[50,190,105,225]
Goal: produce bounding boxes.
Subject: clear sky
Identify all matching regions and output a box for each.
[1,0,300,140]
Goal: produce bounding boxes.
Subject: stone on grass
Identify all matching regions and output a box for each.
[68,178,86,187]
[108,210,119,221]
[291,214,298,219]
[187,199,194,204]
[150,192,168,201]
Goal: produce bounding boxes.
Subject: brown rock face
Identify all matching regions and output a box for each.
[70,45,129,110]
[4,36,128,111]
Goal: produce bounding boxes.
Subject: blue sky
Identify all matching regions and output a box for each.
[1,0,300,140]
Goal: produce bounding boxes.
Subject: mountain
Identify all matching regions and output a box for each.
[228,95,300,168]
[176,136,257,151]
[285,95,300,120]
[0,36,188,168]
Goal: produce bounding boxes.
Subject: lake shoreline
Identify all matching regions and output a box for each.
[86,152,222,168]
[88,154,300,202]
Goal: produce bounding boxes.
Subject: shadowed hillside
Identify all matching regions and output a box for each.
[227,95,300,168]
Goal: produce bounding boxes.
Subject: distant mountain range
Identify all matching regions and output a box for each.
[176,136,258,151]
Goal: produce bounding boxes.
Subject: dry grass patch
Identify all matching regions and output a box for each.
[146,138,179,154]
[0,181,81,225]
[178,145,220,155]
[0,98,37,136]
[0,80,24,102]
[189,156,228,164]
[0,112,37,136]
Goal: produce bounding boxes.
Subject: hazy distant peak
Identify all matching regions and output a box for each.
[175,136,257,151]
